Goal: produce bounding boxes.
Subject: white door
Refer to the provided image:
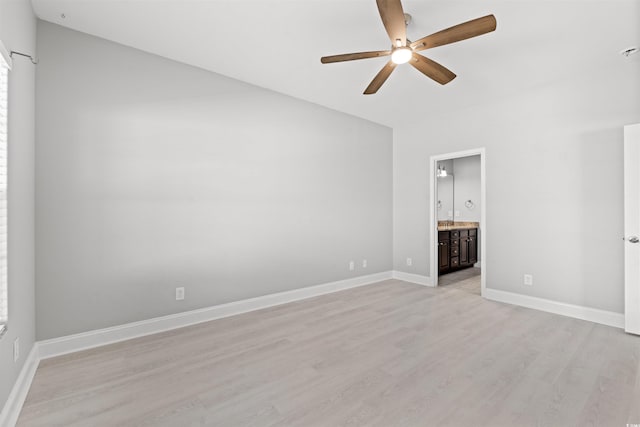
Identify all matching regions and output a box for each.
[624,123,640,335]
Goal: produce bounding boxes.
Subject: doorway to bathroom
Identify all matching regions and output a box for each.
[429,148,486,296]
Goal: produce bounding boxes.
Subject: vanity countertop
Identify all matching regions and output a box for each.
[438,221,479,231]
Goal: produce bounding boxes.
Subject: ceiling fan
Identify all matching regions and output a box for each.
[320,0,497,94]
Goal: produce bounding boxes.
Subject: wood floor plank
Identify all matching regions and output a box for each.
[17,277,640,426]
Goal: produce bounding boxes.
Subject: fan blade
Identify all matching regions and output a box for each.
[411,15,496,52]
[376,0,407,47]
[364,60,397,95]
[409,53,456,85]
[321,50,391,64]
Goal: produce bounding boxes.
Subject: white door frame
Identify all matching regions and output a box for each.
[429,148,487,296]
[624,124,640,335]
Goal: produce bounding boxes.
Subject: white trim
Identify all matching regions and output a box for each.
[0,344,39,427]
[392,270,433,286]
[484,288,624,329]
[0,40,12,69]
[38,271,393,359]
[429,148,486,296]
[624,123,640,335]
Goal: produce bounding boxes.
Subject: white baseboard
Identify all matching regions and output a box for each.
[392,270,433,287]
[38,271,394,359]
[484,288,624,329]
[0,343,40,427]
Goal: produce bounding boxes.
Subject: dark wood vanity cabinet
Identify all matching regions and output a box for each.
[438,228,477,275]
[438,234,450,273]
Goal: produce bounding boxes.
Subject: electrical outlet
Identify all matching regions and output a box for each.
[524,274,533,286]
[349,261,355,271]
[13,337,19,362]
[362,259,367,268]
[176,287,185,300]
[406,257,413,266]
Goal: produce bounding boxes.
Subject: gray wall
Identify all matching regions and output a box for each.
[35,22,393,340]
[394,59,640,313]
[0,0,36,413]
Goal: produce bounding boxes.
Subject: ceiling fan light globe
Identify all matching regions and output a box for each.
[391,47,412,64]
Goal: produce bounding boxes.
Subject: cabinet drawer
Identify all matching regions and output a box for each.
[451,230,460,239]
[459,229,469,237]
[450,246,459,256]
[438,231,450,241]
[469,229,477,237]
[450,239,459,247]
[450,257,459,267]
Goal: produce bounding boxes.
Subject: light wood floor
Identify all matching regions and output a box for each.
[18,279,640,426]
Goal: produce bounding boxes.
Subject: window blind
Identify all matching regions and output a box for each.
[0,51,8,330]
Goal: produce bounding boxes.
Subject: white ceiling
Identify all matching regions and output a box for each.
[32,0,640,128]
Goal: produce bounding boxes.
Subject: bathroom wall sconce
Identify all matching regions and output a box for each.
[465,200,475,210]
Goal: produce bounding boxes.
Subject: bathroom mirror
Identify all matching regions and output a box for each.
[436,156,481,224]
[437,174,454,221]
[437,159,454,222]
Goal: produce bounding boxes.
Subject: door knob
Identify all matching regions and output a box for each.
[627,236,640,243]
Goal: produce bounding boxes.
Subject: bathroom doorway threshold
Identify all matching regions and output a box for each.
[429,148,487,297]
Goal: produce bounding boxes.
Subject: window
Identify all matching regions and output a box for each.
[0,42,9,335]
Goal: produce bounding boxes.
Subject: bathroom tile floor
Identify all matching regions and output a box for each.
[437,267,481,295]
